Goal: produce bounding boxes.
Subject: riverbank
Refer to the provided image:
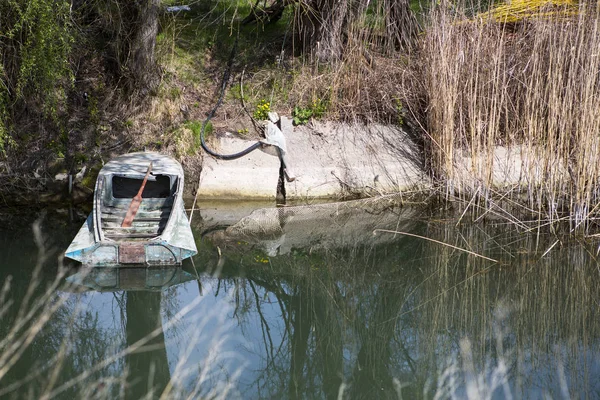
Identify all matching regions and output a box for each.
[2,0,600,232]
[0,117,427,205]
[0,114,583,230]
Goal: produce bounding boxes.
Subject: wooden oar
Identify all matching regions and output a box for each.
[121,162,153,228]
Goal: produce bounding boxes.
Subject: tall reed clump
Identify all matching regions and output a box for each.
[413,2,600,230]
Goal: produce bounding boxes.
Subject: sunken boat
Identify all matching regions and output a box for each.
[65,152,197,266]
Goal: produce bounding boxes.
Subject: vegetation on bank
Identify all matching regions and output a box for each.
[420,1,600,232]
[1,0,600,230]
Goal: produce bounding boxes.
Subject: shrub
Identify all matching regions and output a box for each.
[292,98,328,125]
[0,0,74,146]
[253,99,271,121]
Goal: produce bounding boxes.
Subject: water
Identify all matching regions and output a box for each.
[0,201,599,399]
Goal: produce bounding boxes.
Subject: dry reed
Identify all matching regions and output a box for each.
[411,2,600,230]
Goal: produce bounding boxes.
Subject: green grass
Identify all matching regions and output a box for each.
[158,0,292,70]
[185,119,210,144]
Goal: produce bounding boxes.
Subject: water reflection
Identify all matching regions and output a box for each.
[0,203,599,399]
[124,290,170,399]
[66,267,196,292]
[64,268,195,397]
[194,200,600,399]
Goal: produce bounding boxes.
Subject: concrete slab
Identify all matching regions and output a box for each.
[197,133,281,199]
[282,118,427,199]
[452,145,568,191]
[198,117,430,200]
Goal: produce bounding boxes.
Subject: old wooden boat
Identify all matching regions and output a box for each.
[65,152,197,266]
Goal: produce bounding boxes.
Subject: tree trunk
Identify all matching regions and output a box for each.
[295,0,418,60]
[118,0,161,97]
[125,291,171,398]
[296,0,349,62]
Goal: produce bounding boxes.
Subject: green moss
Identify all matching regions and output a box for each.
[80,175,95,189]
[169,86,182,100]
[395,98,404,126]
[81,164,101,189]
[229,83,248,101]
[184,120,203,142]
[202,121,213,139]
[73,152,88,165]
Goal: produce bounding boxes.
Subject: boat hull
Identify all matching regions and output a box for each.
[66,236,196,266]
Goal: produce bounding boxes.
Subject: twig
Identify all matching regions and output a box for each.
[373,229,498,263]
[189,171,202,224]
[456,186,480,226]
[540,239,559,258]
[240,68,262,135]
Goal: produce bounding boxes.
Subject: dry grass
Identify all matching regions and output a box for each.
[284,0,418,122]
[0,273,242,399]
[220,0,419,124]
[406,2,600,230]
[484,0,579,23]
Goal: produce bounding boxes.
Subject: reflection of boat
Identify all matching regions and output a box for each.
[65,152,197,266]
[66,267,196,292]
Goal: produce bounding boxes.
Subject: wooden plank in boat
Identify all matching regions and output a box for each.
[102,223,158,230]
[106,233,158,239]
[101,210,164,218]
[102,205,171,214]
[102,217,163,222]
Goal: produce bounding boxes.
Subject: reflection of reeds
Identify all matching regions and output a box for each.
[416,221,600,398]
[202,212,600,398]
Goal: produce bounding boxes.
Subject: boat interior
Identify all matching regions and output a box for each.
[99,173,178,241]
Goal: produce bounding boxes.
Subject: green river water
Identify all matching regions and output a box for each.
[0,200,599,399]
